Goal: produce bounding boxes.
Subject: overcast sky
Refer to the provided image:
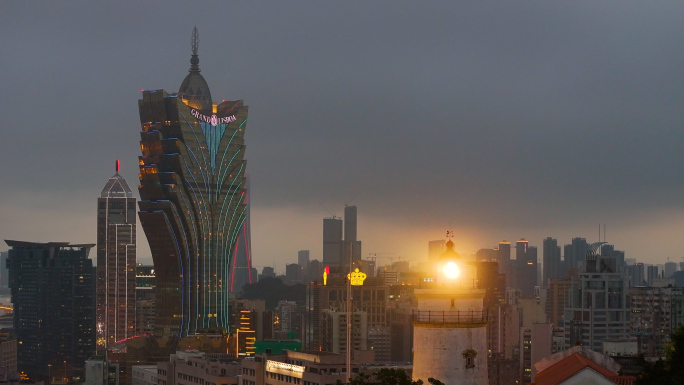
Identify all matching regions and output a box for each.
[2,2,684,272]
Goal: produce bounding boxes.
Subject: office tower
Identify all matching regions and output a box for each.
[96,161,136,349]
[258,266,276,282]
[428,240,445,261]
[308,259,323,282]
[546,269,579,327]
[135,265,156,335]
[542,237,562,284]
[298,250,310,279]
[344,205,357,245]
[476,248,498,261]
[307,275,388,361]
[564,238,588,271]
[323,217,343,267]
[646,265,659,286]
[230,176,253,294]
[343,206,361,266]
[564,244,630,351]
[516,239,537,297]
[320,309,368,354]
[665,261,677,278]
[626,263,645,287]
[137,28,249,337]
[498,240,511,276]
[5,241,95,381]
[298,250,310,268]
[0,252,7,289]
[285,263,303,285]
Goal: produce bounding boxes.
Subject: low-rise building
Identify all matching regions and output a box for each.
[156,351,240,385]
[240,350,354,385]
[130,366,156,385]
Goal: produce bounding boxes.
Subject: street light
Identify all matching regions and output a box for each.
[47,364,51,385]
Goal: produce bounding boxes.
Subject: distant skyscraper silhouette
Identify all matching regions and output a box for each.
[516,239,538,297]
[564,238,588,271]
[343,205,361,264]
[542,237,562,284]
[96,161,136,349]
[323,217,343,267]
[137,28,249,337]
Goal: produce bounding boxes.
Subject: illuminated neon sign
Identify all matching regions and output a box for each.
[347,268,367,286]
[267,360,305,374]
[324,266,330,285]
[191,109,236,126]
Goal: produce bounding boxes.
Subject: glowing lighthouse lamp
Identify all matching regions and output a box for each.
[442,261,460,280]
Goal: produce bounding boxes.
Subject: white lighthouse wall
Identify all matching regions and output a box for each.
[413,326,488,385]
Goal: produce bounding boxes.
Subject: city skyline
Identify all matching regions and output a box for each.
[3,3,684,270]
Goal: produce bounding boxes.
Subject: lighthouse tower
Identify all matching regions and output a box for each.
[412,237,488,385]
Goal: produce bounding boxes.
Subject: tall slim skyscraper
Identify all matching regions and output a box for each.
[5,241,95,381]
[516,239,538,297]
[343,205,361,264]
[96,160,136,348]
[137,28,249,337]
[542,237,561,284]
[323,217,343,267]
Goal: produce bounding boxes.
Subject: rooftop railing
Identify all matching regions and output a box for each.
[412,310,487,325]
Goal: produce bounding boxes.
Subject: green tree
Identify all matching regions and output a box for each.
[637,324,684,385]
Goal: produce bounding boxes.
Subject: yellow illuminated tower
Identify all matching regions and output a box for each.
[412,238,489,385]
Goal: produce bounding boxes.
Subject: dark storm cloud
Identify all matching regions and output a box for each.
[1,1,684,265]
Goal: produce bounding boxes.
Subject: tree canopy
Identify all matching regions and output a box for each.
[637,324,684,385]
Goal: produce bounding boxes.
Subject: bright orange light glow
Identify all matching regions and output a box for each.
[442,261,460,279]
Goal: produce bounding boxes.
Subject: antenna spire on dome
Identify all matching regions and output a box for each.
[190,26,200,72]
[192,26,199,56]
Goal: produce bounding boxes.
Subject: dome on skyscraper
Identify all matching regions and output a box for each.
[178,27,213,111]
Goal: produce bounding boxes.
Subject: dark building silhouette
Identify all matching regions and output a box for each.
[343,205,361,265]
[564,237,588,271]
[542,237,562,284]
[498,241,511,275]
[96,161,136,349]
[5,241,95,381]
[137,28,249,337]
[322,218,343,267]
[516,239,538,297]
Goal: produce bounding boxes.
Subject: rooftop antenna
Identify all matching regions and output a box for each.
[345,191,361,207]
[115,160,120,175]
[319,203,336,219]
[191,26,199,56]
[189,26,200,72]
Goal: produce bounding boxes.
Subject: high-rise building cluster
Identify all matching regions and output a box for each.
[3,27,684,385]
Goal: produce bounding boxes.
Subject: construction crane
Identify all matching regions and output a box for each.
[367,253,406,267]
